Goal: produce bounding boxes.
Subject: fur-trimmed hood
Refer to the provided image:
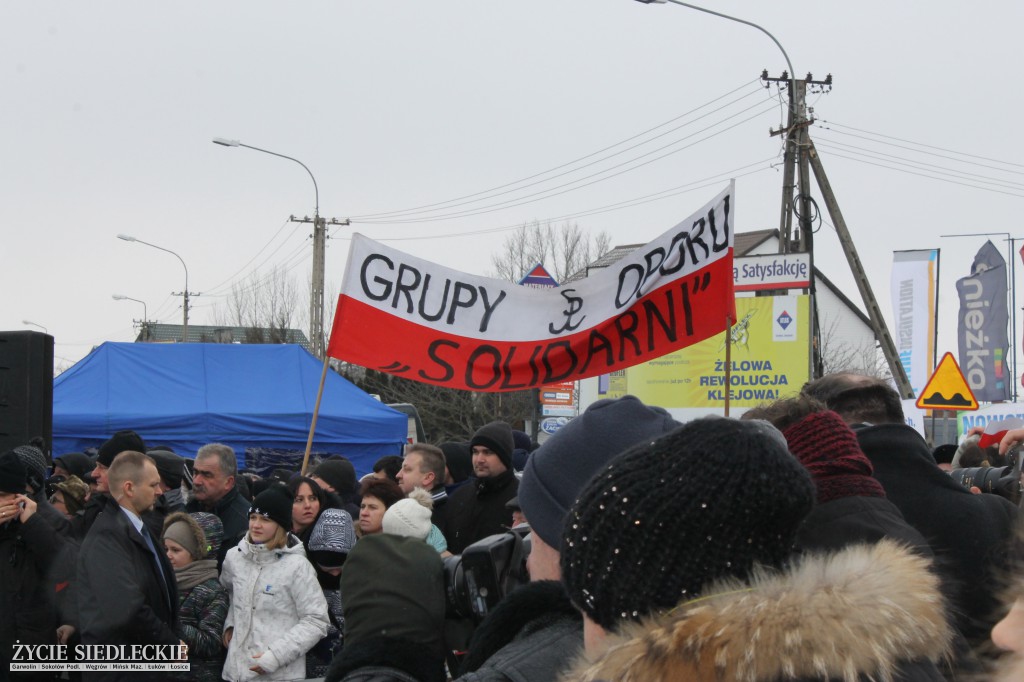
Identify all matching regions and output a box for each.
[562,540,951,682]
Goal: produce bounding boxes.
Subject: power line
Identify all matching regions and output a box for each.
[355,102,777,225]
[202,218,298,295]
[340,157,775,243]
[814,147,1024,199]
[351,88,769,221]
[814,137,1024,191]
[819,120,1024,174]
[349,77,765,220]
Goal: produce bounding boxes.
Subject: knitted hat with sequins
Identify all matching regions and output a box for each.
[560,416,815,632]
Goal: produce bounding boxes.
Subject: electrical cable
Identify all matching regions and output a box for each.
[819,120,1024,174]
[815,138,1024,191]
[349,77,765,220]
[339,157,775,243]
[814,136,1024,191]
[355,102,778,225]
[813,147,1024,199]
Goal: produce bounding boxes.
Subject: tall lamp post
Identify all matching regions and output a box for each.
[212,137,329,359]
[112,294,150,340]
[22,319,47,334]
[116,234,191,342]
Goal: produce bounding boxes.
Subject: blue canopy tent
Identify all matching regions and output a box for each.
[53,342,407,474]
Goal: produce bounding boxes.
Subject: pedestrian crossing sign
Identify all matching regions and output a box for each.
[916,352,978,411]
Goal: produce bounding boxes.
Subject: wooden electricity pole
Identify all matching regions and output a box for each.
[767,72,914,397]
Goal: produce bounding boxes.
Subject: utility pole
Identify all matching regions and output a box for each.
[290,214,349,358]
[806,138,912,397]
[767,71,912,397]
[170,290,200,342]
[767,72,830,381]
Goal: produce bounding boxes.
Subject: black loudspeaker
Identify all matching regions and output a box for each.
[0,331,54,455]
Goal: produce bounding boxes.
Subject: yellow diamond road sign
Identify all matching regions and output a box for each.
[916,352,979,411]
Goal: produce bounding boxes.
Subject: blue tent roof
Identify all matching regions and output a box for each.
[53,342,407,473]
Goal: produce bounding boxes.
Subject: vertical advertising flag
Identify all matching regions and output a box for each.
[891,249,938,398]
[956,241,1010,402]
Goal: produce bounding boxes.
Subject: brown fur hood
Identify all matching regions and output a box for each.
[562,540,951,682]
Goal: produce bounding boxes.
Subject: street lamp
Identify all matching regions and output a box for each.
[212,137,327,359]
[22,319,47,334]
[112,294,150,341]
[633,0,794,79]
[117,234,191,342]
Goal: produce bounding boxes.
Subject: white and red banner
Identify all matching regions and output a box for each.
[327,184,736,391]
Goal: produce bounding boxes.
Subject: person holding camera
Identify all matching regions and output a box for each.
[801,372,1018,653]
[456,396,681,682]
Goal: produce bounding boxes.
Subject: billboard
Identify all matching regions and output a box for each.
[598,295,809,410]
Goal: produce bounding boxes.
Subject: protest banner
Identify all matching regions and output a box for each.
[327,184,736,391]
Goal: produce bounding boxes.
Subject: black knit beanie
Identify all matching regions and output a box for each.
[561,416,815,632]
[97,430,147,467]
[469,421,514,470]
[312,458,358,496]
[0,451,27,494]
[248,484,293,531]
[518,395,681,549]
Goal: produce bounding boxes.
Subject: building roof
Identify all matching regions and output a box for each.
[568,229,781,282]
[136,323,311,350]
[571,228,871,327]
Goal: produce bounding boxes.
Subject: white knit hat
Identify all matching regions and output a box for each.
[382,487,433,540]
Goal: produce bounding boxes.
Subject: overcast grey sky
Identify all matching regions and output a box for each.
[4,1,1023,378]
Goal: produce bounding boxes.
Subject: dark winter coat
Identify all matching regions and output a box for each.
[326,637,446,682]
[561,541,952,682]
[174,577,229,682]
[0,513,63,669]
[442,469,519,554]
[72,491,164,542]
[77,496,179,671]
[458,581,583,682]
[186,485,251,565]
[856,423,1018,647]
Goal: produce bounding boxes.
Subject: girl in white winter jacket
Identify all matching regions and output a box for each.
[220,486,329,681]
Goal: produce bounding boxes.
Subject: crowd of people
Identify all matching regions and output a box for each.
[3,372,1024,681]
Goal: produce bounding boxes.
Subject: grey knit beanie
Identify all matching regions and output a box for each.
[518,395,681,549]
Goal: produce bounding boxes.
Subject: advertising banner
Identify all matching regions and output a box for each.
[600,295,808,409]
[958,402,1024,438]
[327,185,736,391]
[956,241,1010,402]
[891,249,938,398]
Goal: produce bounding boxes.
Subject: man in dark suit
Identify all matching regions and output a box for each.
[77,451,180,677]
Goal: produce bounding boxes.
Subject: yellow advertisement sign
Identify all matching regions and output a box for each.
[602,296,809,409]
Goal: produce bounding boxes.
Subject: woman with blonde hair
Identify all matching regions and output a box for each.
[220,484,329,681]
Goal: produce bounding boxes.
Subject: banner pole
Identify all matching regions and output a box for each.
[724,315,733,417]
[302,354,331,475]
